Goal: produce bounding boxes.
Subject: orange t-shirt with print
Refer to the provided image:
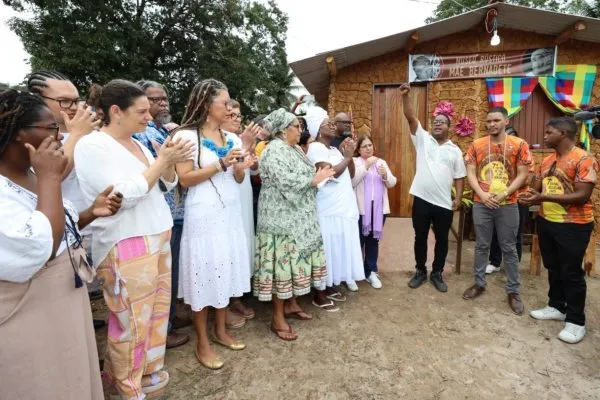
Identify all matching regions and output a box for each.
[465,135,533,204]
[538,147,598,224]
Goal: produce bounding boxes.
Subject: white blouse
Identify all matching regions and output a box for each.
[74,131,176,267]
[0,175,79,283]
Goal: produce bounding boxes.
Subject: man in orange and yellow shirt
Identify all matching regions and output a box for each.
[520,117,597,344]
[463,107,532,315]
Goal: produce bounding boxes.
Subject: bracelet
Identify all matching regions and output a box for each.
[218,158,227,170]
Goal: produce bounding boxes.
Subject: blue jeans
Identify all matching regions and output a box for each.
[358,202,387,278]
[168,223,183,333]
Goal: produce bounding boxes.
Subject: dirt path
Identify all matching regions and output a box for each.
[93,220,600,399]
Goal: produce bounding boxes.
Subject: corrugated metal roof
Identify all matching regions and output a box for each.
[290,3,600,106]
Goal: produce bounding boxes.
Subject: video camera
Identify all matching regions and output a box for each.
[574,106,600,139]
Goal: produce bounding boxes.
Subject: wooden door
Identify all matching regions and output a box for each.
[510,86,564,149]
[372,85,427,217]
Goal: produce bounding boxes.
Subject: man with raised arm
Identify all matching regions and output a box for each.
[400,83,466,293]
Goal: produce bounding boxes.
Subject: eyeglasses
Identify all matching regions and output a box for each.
[360,143,373,149]
[230,113,242,120]
[212,100,233,109]
[336,120,353,125]
[147,96,168,104]
[41,96,82,109]
[23,125,60,137]
[432,119,448,126]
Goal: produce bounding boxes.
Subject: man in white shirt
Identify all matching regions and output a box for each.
[400,83,466,292]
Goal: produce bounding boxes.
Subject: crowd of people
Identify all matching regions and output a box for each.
[0,72,596,400]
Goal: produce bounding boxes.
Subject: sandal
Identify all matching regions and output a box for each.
[326,292,347,302]
[141,371,170,399]
[311,299,340,312]
[226,309,246,329]
[230,304,256,320]
[270,324,298,341]
[284,310,313,320]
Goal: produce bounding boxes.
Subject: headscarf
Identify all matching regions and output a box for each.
[304,106,328,138]
[263,108,295,135]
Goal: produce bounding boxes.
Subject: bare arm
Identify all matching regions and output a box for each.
[454,178,465,204]
[400,83,419,135]
[541,182,594,205]
[316,158,351,178]
[466,164,484,199]
[176,160,221,188]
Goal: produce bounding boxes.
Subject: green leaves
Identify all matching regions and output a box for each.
[426,0,584,24]
[5,0,292,120]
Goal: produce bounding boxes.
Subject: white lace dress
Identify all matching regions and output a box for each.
[173,130,251,311]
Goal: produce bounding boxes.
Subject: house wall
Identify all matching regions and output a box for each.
[330,25,600,230]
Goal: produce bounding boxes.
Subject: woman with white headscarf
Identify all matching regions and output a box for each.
[254,108,337,341]
[305,106,366,303]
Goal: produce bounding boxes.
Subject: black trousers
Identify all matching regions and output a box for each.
[537,218,593,326]
[412,196,454,273]
[490,204,529,265]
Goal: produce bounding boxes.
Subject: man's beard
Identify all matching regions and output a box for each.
[155,113,172,126]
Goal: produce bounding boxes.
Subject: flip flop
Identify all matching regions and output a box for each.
[141,371,170,399]
[326,292,347,302]
[284,310,313,320]
[312,299,340,312]
[270,324,298,341]
[231,307,256,320]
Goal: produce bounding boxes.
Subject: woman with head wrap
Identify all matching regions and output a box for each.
[255,108,336,341]
[305,106,366,303]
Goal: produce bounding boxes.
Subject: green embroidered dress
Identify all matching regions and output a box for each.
[253,138,327,301]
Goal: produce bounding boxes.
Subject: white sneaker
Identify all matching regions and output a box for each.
[485,264,501,274]
[529,306,566,321]
[366,273,382,289]
[346,280,359,292]
[558,322,586,344]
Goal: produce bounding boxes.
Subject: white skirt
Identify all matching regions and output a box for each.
[319,215,365,286]
[178,205,251,311]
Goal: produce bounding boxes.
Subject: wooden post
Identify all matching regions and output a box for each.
[530,234,542,276]
[584,234,596,276]
[555,21,586,45]
[326,56,337,116]
[455,206,465,274]
[404,31,419,54]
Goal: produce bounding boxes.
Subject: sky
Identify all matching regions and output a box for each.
[0,0,437,86]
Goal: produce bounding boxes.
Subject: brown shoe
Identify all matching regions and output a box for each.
[171,315,192,330]
[462,284,485,300]
[508,293,524,315]
[166,330,190,349]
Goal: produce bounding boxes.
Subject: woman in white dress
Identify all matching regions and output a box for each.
[305,106,365,302]
[174,79,253,370]
[221,101,258,327]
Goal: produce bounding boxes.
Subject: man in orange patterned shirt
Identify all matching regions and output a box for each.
[520,117,597,344]
[463,107,532,315]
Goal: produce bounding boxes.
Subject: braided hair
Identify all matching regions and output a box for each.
[177,79,229,207]
[0,89,49,156]
[26,70,70,95]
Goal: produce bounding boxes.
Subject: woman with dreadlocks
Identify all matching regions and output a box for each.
[173,78,253,370]
[0,89,121,399]
[74,80,194,399]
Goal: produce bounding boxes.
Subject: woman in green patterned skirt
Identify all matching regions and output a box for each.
[254,108,337,340]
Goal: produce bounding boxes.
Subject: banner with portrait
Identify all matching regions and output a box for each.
[408,47,557,83]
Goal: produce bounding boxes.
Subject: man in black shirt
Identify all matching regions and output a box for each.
[331,112,353,149]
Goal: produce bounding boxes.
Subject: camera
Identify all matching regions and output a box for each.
[574,106,600,139]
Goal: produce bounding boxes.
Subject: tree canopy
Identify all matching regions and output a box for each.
[425,0,588,24]
[4,0,292,119]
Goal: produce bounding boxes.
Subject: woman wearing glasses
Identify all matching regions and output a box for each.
[0,89,121,399]
[173,79,253,369]
[75,80,193,398]
[351,136,397,289]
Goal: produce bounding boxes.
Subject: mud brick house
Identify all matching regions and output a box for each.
[290,3,600,233]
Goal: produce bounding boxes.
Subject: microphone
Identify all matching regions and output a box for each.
[574,111,599,121]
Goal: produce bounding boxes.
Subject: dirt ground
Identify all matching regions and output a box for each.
[93,219,600,400]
